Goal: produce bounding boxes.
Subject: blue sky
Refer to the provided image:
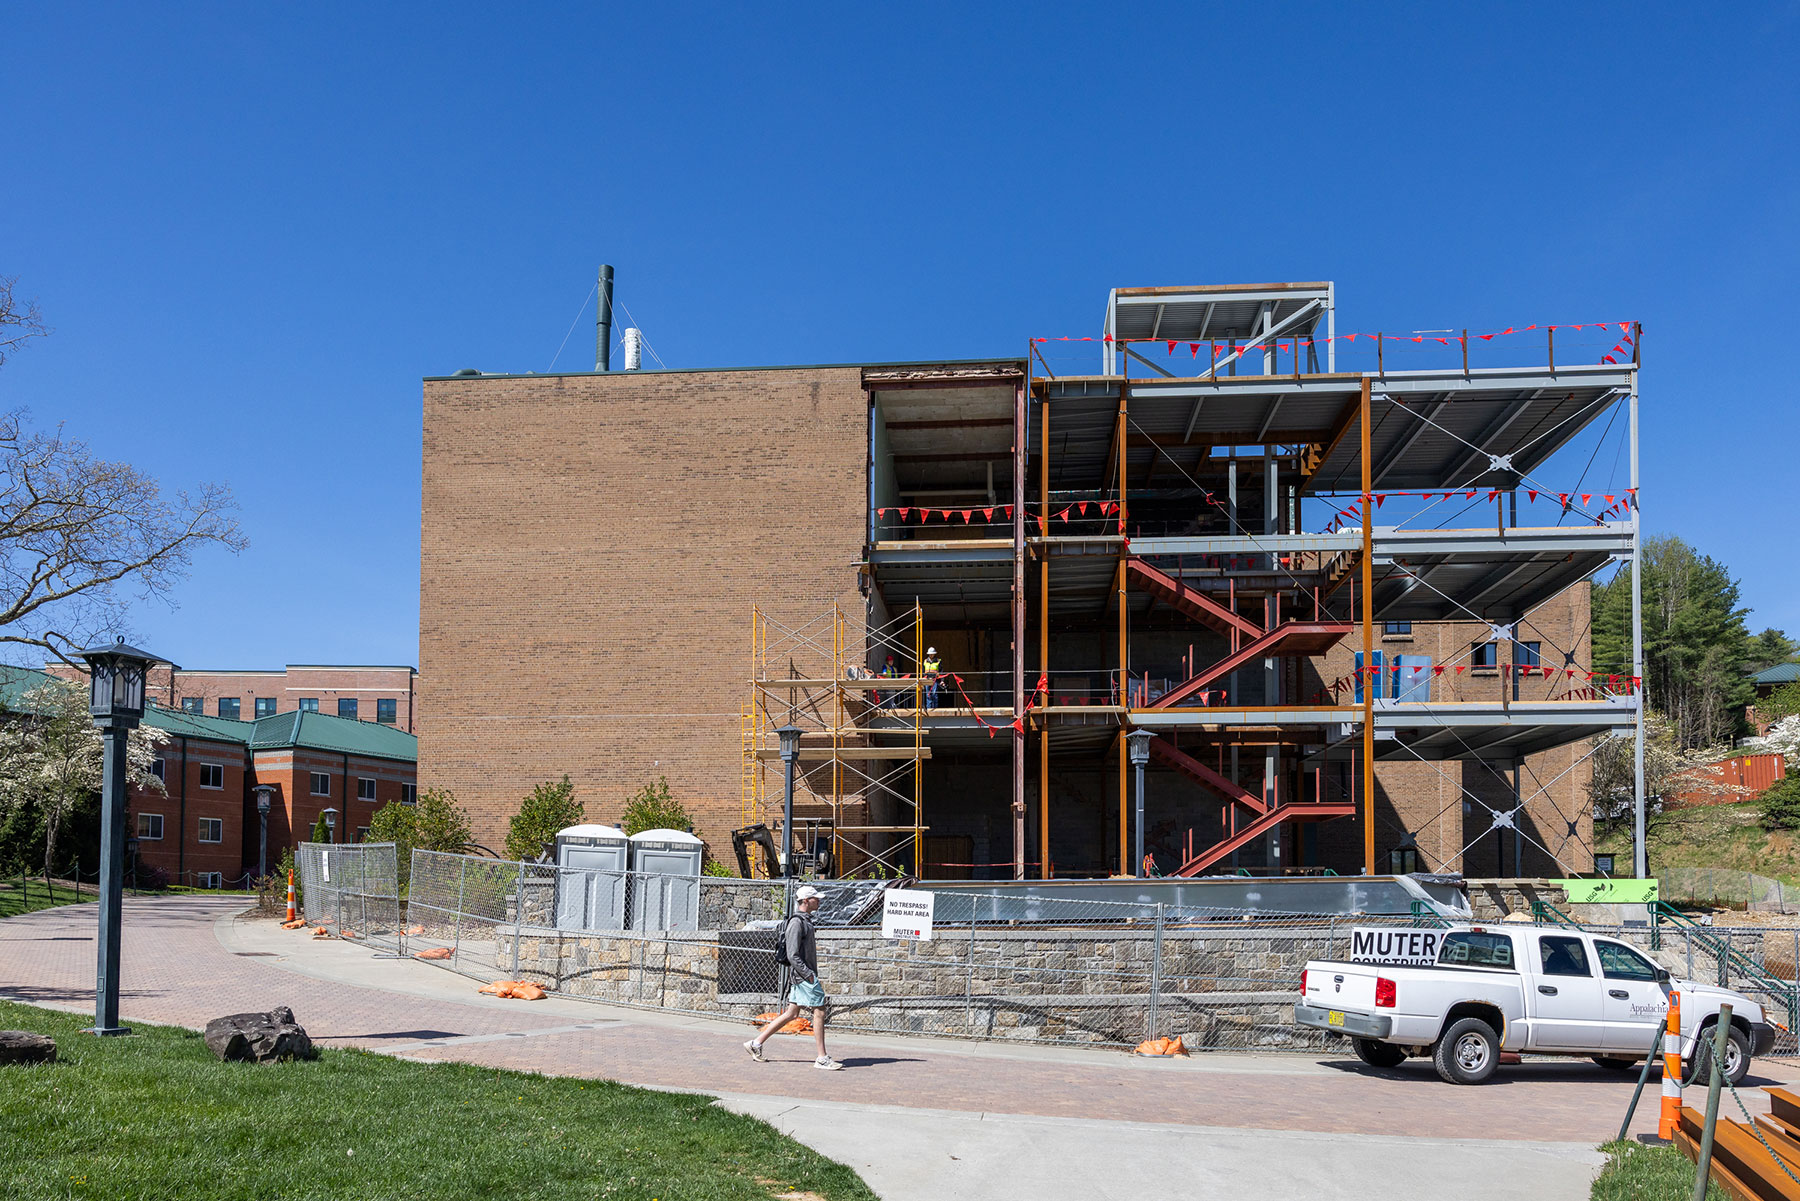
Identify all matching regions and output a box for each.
[3,3,1796,667]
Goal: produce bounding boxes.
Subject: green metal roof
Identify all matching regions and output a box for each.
[1754,662,1800,687]
[248,709,417,763]
[142,705,257,743]
[0,664,66,714]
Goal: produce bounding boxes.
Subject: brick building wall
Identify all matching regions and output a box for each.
[45,664,419,730]
[420,368,870,852]
[129,737,250,883]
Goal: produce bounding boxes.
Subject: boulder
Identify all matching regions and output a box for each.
[203,1006,315,1063]
[0,1030,56,1066]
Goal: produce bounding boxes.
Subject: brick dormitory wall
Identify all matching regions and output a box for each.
[419,367,871,853]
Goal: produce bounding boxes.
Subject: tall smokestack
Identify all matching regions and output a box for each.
[595,264,614,371]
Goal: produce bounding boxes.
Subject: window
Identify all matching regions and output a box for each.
[198,818,223,844]
[217,697,241,720]
[310,772,331,797]
[255,697,277,718]
[1471,642,1499,669]
[1387,847,1421,874]
[376,698,398,725]
[181,697,203,714]
[357,777,376,801]
[1438,931,1515,969]
[355,827,370,843]
[401,783,417,805]
[298,698,319,713]
[1539,935,1593,977]
[1596,940,1661,982]
[150,757,166,781]
[195,871,222,888]
[137,812,164,840]
[1515,641,1542,668]
[1383,621,1413,636]
[1595,854,1616,874]
[199,763,224,789]
[337,698,358,719]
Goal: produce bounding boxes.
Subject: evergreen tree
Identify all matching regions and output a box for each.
[1592,535,1753,750]
[506,775,582,861]
[1745,628,1800,674]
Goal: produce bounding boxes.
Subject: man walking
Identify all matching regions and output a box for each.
[745,885,842,1070]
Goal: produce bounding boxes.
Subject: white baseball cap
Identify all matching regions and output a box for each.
[795,885,823,901]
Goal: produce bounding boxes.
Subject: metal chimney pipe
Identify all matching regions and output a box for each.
[595,264,614,371]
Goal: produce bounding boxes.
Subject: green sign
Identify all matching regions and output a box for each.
[1555,878,1659,904]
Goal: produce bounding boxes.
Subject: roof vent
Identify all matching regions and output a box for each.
[622,328,642,371]
[455,368,481,376]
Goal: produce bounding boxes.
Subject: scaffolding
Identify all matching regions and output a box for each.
[743,602,927,878]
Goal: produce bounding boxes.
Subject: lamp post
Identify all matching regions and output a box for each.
[321,807,338,845]
[776,725,804,878]
[76,637,169,1037]
[253,786,275,879]
[1126,729,1152,878]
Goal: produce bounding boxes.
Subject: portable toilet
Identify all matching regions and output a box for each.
[554,824,629,931]
[628,828,704,931]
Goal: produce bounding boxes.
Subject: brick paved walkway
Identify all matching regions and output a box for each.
[4,896,1790,1147]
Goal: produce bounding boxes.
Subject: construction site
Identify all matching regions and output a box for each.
[420,279,1644,884]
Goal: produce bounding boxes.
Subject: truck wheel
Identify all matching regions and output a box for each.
[1685,1023,1751,1088]
[1591,1056,1639,1071]
[1353,1038,1407,1069]
[1433,1017,1499,1085]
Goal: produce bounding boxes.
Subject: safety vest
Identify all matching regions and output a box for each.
[924,656,941,676]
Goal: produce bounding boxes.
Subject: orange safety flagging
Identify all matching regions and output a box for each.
[285,869,296,923]
[1659,989,1682,1139]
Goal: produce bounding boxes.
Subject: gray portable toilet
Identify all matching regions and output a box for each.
[554,824,629,931]
[628,828,703,931]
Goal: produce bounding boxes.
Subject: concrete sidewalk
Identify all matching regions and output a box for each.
[9,897,1763,1199]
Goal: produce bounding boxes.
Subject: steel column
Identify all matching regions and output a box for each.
[1360,376,1376,876]
[1629,374,1646,878]
[1012,379,1027,879]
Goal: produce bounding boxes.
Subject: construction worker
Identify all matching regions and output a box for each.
[873,654,899,710]
[923,647,941,710]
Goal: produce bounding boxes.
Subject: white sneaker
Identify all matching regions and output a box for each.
[744,1040,765,1062]
[814,1055,843,1071]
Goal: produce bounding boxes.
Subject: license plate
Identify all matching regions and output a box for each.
[1327,1010,1346,1027]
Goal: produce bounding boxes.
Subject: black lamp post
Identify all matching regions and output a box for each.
[776,725,804,878]
[253,786,275,879]
[321,807,338,845]
[76,637,169,1037]
[1126,729,1152,878]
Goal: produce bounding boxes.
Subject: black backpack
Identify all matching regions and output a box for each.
[773,915,793,967]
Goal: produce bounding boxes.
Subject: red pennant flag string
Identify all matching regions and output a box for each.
[898,507,910,520]
[982,507,994,521]
[960,509,973,523]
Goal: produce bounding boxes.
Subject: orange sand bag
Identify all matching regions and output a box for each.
[404,925,424,936]
[280,919,307,930]
[479,980,548,1000]
[414,947,453,960]
[750,1011,814,1035]
[1133,1037,1188,1057]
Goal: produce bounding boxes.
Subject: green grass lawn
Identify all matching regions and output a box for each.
[0,1001,875,1201]
[1598,801,1800,889]
[1591,1140,1725,1200]
[0,877,92,919]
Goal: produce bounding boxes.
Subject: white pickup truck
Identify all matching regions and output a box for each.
[1296,923,1777,1085]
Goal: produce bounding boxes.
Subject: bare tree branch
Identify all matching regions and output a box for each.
[0,277,49,367]
[0,409,247,663]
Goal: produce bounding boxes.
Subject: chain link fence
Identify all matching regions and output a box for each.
[294,841,402,951]
[1659,868,1796,914]
[400,850,1449,1052]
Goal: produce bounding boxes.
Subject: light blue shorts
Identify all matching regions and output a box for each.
[788,978,826,1009]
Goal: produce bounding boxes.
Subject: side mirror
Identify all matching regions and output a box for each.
[1655,967,1671,983]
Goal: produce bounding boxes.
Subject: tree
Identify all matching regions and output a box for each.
[1587,711,1717,828]
[368,787,473,885]
[1758,769,1800,831]
[0,675,165,880]
[1757,682,1800,727]
[1593,536,1754,749]
[1745,628,1800,675]
[310,812,331,844]
[0,277,47,368]
[506,775,581,861]
[619,776,690,836]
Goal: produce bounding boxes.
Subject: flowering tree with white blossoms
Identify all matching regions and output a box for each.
[0,675,166,880]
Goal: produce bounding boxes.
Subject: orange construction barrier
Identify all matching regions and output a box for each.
[414,947,453,960]
[285,869,296,922]
[1660,990,1683,1139]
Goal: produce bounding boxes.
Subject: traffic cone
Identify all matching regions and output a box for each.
[1659,989,1682,1139]
[285,868,297,923]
